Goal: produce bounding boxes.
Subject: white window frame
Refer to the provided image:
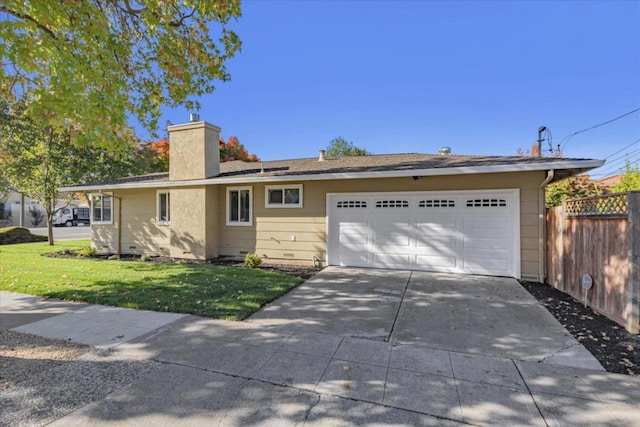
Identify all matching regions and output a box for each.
[265,184,303,208]
[90,193,113,225]
[226,186,253,226]
[156,190,171,225]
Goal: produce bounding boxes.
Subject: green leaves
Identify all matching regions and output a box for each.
[1,0,242,151]
[326,137,371,157]
[612,161,640,192]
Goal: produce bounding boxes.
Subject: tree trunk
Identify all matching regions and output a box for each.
[47,217,54,245]
[46,205,55,246]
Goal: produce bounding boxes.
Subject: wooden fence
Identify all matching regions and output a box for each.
[546,191,639,334]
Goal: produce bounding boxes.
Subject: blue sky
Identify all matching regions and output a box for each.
[156,0,639,177]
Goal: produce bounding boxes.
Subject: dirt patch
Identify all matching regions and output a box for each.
[44,250,323,280]
[520,280,639,376]
[0,330,90,389]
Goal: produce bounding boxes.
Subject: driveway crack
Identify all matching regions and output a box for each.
[385,271,412,342]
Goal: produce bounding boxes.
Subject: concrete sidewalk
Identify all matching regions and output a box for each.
[2,272,640,426]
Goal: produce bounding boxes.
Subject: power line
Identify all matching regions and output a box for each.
[559,107,640,152]
[604,138,640,160]
[591,155,640,177]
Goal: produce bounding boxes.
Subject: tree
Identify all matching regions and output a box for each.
[545,176,604,207]
[219,136,259,162]
[0,106,89,244]
[1,1,242,151]
[326,137,371,157]
[145,139,170,171]
[610,161,640,192]
[0,101,166,244]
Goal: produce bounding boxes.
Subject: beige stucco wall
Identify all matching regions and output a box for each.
[169,186,219,259]
[91,189,170,256]
[169,122,220,180]
[218,171,545,279]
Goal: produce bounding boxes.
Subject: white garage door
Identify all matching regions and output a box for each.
[327,190,520,277]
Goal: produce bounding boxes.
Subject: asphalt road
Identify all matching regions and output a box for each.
[28,225,91,241]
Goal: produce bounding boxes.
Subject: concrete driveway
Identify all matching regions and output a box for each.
[249,267,599,365]
[3,267,640,426]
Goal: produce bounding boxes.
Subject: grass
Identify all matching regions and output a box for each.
[0,240,304,320]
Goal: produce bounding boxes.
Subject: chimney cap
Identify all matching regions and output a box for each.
[189,113,200,122]
[318,149,326,161]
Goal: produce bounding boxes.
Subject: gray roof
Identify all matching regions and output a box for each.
[65,153,603,190]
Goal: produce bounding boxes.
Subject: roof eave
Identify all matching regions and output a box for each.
[60,159,605,192]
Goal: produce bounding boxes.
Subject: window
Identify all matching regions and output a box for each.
[90,194,113,224]
[157,191,170,225]
[265,185,303,208]
[466,198,507,207]
[337,200,367,208]
[418,199,455,208]
[227,186,252,226]
[375,200,409,208]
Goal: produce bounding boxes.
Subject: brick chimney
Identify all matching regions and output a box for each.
[168,119,221,181]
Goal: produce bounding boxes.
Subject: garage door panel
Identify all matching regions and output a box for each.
[463,239,509,252]
[373,253,413,268]
[463,255,510,275]
[416,255,458,269]
[328,190,519,277]
[463,215,510,229]
[339,248,370,266]
[339,233,369,246]
[374,234,411,247]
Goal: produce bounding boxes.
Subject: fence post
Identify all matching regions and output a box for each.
[627,192,640,334]
[559,202,565,292]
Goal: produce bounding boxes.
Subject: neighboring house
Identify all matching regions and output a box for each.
[596,174,621,189]
[1,191,47,227]
[61,119,603,281]
[0,191,86,227]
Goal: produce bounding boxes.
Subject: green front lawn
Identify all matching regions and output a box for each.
[0,240,303,320]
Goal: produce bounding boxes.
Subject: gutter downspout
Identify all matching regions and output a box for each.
[538,170,555,283]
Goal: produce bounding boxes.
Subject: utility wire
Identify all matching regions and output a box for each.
[559,107,640,152]
[591,155,640,176]
[603,138,640,160]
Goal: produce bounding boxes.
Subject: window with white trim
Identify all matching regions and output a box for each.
[265,184,303,208]
[157,191,170,225]
[90,194,113,224]
[227,186,252,226]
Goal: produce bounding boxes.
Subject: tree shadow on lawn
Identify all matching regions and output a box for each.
[40,262,304,320]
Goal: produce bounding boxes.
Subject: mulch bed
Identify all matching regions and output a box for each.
[520,280,639,376]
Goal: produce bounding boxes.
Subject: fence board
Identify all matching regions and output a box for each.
[546,192,639,334]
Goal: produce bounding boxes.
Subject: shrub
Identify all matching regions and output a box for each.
[140,254,151,262]
[78,246,96,257]
[244,253,262,268]
[0,227,48,245]
[27,206,45,227]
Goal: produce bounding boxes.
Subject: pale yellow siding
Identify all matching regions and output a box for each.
[218,170,546,279]
[91,189,170,256]
[91,195,120,254]
[90,170,545,279]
